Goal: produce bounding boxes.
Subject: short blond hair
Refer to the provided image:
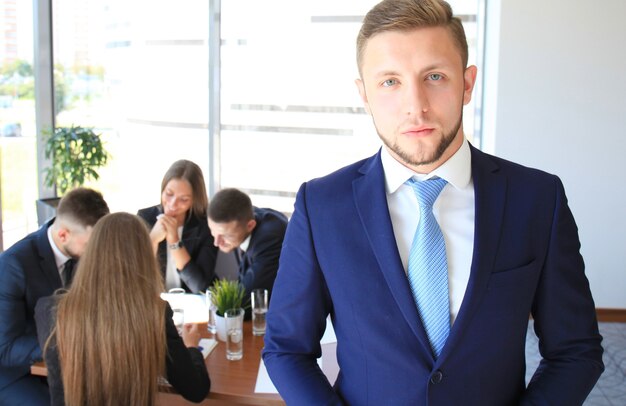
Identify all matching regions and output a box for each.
[356,0,468,74]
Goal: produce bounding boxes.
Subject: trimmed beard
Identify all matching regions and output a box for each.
[379,113,463,168]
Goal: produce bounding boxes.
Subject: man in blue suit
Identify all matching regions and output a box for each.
[262,0,604,404]
[208,188,288,301]
[0,188,109,405]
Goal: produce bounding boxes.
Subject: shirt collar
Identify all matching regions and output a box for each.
[381,138,472,193]
[47,224,71,270]
[239,234,251,253]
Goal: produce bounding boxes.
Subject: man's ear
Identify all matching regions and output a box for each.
[246,219,257,233]
[462,65,478,105]
[57,227,70,243]
[355,78,371,115]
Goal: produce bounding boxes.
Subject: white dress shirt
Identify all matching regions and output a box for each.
[47,225,71,282]
[381,139,475,324]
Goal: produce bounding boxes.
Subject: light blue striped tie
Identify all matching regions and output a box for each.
[406,177,450,358]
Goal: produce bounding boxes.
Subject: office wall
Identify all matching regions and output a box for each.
[482,0,626,308]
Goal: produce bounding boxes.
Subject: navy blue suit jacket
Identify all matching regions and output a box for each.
[138,206,218,293]
[0,221,61,395]
[263,146,604,405]
[239,207,288,298]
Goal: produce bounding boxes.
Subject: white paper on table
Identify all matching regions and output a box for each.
[255,317,336,393]
[199,338,217,359]
[160,293,208,323]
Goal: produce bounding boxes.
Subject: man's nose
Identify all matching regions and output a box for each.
[405,81,430,116]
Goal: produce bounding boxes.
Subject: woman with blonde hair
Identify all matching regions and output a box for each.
[138,159,218,293]
[35,212,210,405]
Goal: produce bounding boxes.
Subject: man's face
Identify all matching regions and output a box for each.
[59,225,93,258]
[356,26,477,174]
[208,218,255,253]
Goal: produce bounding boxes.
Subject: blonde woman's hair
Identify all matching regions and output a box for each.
[54,212,167,406]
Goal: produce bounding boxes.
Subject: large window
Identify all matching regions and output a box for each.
[51,0,211,213]
[0,0,37,248]
[1,0,482,249]
[219,0,483,214]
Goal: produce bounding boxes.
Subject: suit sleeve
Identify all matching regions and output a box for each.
[262,184,344,405]
[0,256,42,370]
[239,219,286,296]
[164,303,211,402]
[178,220,218,293]
[522,177,604,405]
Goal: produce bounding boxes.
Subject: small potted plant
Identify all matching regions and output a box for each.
[36,124,110,225]
[208,279,248,341]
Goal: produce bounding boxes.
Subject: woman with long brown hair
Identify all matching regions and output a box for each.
[138,159,218,293]
[35,212,210,405]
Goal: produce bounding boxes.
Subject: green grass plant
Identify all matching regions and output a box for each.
[208,279,249,316]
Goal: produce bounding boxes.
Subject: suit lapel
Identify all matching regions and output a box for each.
[353,152,432,351]
[438,145,506,363]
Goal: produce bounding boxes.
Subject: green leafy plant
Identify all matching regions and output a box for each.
[208,279,249,316]
[43,125,110,195]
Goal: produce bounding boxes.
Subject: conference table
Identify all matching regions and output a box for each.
[31,320,339,406]
[32,321,282,405]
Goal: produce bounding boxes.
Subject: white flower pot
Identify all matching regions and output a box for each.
[215,314,227,342]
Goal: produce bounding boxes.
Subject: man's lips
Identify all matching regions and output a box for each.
[402,127,435,137]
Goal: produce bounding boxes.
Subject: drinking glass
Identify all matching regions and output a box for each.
[224,308,244,361]
[206,290,217,334]
[251,289,268,336]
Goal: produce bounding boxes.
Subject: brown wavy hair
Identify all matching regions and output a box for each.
[54,212,167,406]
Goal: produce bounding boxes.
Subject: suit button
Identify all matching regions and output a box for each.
[430,370,443,384]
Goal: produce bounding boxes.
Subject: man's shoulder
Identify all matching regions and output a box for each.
[305,152,379,191]
[0,227,46,266]
[471,145,559,183]
[254,208,288,230]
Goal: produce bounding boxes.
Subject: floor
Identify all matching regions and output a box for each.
[525,322,626,405]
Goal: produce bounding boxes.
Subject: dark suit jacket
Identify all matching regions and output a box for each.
[239,207,288,298]
[263,146,604,405]
[35,295,210,405]
[0,220,60,398]
[138,206,218,293]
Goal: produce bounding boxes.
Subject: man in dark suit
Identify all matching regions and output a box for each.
[0,188,109,405]
[208,188,288,301]
[262,0,604,404]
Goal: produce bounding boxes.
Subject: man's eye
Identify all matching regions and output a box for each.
[382,79,397,87]
[428,73,443,81]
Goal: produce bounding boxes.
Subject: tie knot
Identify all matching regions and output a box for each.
[406,177,448,208]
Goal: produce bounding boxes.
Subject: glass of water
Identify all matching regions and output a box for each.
[251,289,268,336]
[224,308,244,361]
[206,291,217,334]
